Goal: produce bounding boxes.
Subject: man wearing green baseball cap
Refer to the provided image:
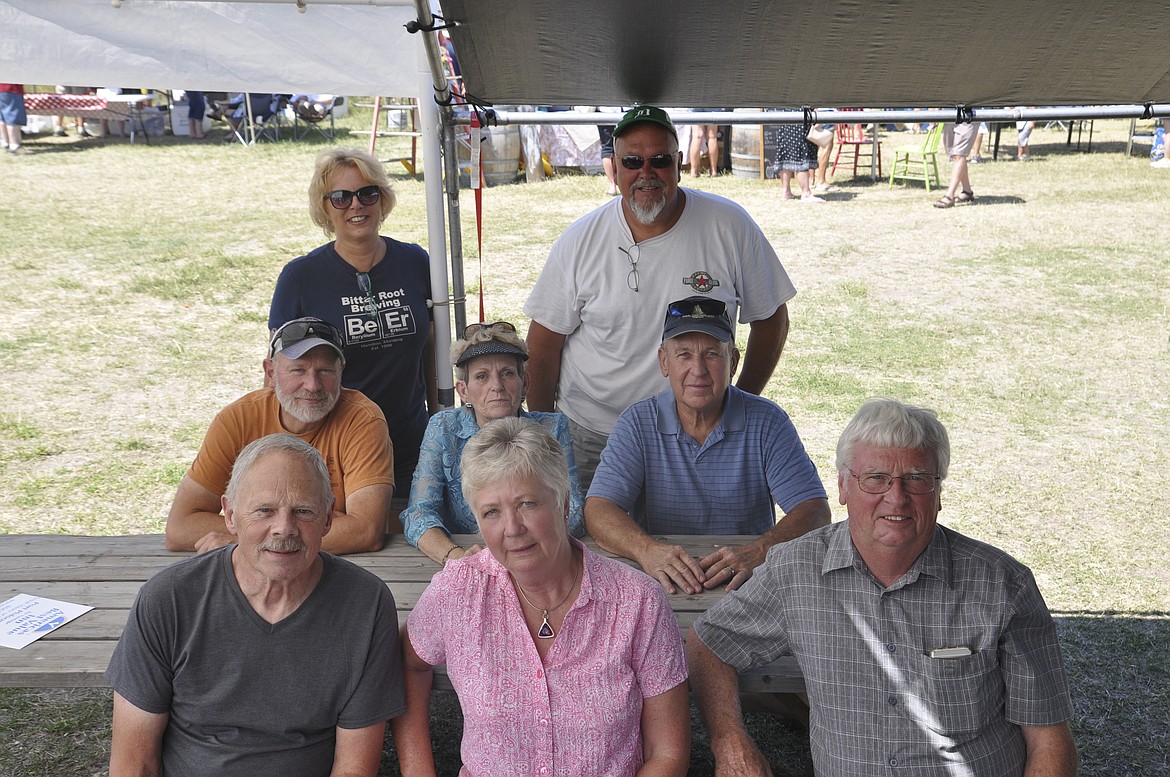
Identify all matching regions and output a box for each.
[524,105,797,490]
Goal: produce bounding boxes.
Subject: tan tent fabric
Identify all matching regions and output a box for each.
[440,0,1170,108]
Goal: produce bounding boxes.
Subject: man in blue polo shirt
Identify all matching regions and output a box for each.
[585,296,830,595]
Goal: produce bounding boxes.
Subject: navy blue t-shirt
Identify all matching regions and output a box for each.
[270,236,431,487]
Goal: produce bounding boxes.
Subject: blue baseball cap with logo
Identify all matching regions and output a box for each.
[662,297,733,343]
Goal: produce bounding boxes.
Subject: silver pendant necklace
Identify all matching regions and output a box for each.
[513,559,581,639]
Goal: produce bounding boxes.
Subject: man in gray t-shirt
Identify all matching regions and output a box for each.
[106,434,404,777]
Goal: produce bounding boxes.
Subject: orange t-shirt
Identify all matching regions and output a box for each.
[188,388,394,507]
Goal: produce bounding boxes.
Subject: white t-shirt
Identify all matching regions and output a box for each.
[524,188,796,434]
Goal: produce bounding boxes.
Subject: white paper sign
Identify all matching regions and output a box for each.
[0,594,94,650]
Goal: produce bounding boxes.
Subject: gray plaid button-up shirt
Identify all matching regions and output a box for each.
[695,521,1073,776]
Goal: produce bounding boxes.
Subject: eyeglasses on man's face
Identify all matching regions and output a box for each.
[849,470,941,495]
[620,153,676,171]
[326,184,381,210]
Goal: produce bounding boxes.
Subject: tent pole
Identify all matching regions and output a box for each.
[442,117,466,339]
[407,0,465,408]
[416,44,454,410]
[411,0,464,409]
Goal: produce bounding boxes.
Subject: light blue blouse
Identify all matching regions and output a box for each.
[401,408,585,546]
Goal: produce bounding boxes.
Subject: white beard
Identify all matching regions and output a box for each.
[627,189,667,224]
[274,383,339,425]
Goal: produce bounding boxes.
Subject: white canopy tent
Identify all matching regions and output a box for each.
[0,0,420,94]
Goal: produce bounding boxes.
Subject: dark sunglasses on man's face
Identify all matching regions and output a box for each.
[667,299,727,318]
[269,319,345,357]
[326,185,381,210]
[620,153,676,170]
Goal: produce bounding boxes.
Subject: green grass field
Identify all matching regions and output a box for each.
[0,107,1167,775]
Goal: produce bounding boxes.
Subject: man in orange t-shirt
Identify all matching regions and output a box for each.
[165,318,394,554]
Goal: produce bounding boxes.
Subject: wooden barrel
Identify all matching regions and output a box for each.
[458,120,522,187]
[731,124,763,179]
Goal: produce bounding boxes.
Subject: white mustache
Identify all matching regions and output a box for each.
[261,538,305,553]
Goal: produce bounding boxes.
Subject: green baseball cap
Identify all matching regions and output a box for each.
[613,105,677,140]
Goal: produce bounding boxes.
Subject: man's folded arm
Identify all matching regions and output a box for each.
[165,475,230,551]
[327,483,393,553]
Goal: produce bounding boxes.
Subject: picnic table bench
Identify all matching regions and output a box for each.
[0,534,804,694]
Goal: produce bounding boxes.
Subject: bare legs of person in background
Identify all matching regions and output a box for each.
[1016,120,1034,160]
[689,124,720,177]
[1,120,24,154]
[971,123,988,163]
[813,135,835,192]
[780,169,817,201]
[935,124,975,208]
[602,155,618,195]
[936,153,971,207]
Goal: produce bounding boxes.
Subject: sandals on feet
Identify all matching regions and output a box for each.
[933,195,955,209]
[956,190,975,203]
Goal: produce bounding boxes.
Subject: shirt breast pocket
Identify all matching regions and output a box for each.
[917,648,1002,738]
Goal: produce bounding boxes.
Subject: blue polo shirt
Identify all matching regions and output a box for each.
[588,387,826,534]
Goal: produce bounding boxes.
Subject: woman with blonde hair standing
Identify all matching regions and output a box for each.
[270,148,436,528]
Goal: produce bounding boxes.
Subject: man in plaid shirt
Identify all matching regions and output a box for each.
[687,398,1077,776]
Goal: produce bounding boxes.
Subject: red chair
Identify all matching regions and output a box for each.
[830,122,883,178]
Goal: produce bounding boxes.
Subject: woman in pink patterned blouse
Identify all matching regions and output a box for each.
[391,417,690,776]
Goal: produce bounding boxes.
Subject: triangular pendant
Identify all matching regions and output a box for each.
[537,617,555,639]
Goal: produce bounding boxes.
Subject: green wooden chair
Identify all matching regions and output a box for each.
[888,124,942,190]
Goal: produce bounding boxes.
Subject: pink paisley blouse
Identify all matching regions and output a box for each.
[407,538,688,777]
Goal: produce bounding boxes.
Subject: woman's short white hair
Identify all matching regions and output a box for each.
[460,417,569,515]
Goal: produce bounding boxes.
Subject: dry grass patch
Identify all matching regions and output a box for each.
[0,118,1166,775]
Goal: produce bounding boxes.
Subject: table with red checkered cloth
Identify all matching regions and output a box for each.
[23,93,149,122]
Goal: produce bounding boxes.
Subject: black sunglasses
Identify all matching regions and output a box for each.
[667,299,727,318]
[269,318,345,358]
[325,184,381,210]
[464,321,517,338]
[620,153,676,170]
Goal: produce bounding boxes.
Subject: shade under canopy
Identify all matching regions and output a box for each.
[440,0,1170,109]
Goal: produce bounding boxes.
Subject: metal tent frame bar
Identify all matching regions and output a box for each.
[459,105,1170,128]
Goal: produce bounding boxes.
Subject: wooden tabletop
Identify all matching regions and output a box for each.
[0,534,803,693]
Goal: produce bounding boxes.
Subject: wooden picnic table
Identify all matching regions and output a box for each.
[0,534,803,693]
